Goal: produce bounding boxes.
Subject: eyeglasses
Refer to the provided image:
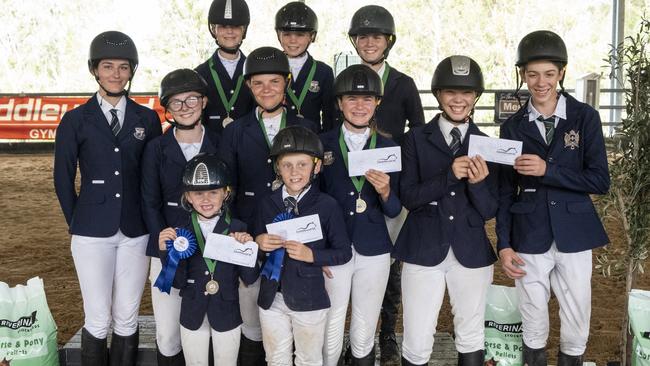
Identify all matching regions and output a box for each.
[167,96,202,112]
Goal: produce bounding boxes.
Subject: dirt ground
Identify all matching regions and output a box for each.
[1,153,649,364]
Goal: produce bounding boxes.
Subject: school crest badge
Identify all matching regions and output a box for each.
[324,151,334,165]
[564,130,580,150]
[309,81,320,93]
[133,127,146,140]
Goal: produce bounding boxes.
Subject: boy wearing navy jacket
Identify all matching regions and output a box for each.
[53,31,162,365]
[347,7,426,362]
[218,46,318,364]
[275,1,335,131]
[319,64,400,365]
[196,0,255,136]
[394,56,496,366]
[255,126,352,366]
[141,69,218,365]
[496,31,609,365]
[158,154,259,366]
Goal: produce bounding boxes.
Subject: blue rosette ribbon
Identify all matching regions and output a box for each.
[154,227,197,294]
[261,211,294,282]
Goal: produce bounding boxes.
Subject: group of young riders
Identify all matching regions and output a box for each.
[53,1,610,366]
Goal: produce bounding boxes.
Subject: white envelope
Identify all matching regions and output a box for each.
[467,134,523,166]
[348,146,402,177]
[265,214,323,244]
[203,233,258,268]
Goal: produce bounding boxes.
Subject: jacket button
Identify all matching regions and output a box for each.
[550,201,557,206]
[204,292,208,296]
[449,216,454,220]
[349,212,354,216]
[115,193,120,198]
[267,159,272,163]
[230,90,234,94]
[349,192,355,196]
[291,105,296,110]
[267,182,271,187]
[548,157,554,162]
[450,191,456,196]
[114,147,119,152]
[231,107,235,111]
[114,171,119,176]
[205,271,209,275]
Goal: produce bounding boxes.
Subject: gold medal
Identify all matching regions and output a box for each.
[205,279,219,295]
[222,116,234,127]
[355,197,367,213]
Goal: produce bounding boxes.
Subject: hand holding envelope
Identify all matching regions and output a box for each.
[265,214,324,244]
[467,134,523,166]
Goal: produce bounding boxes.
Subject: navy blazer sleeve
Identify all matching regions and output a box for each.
[320,70,336,132]
[141,139,166,249]
[53,112,80,227]
[311,199,352,266]
[399,129,460,210]
[542,107,610,194]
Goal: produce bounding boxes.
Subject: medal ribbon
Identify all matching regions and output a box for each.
[261,211,294,282]
[286,60,317,116]
[208,58,244,117]
[154,227,197,294]
[338,129,377,193]
[258,110,287,147]
[381,62,391,87]
[191,210,231,274]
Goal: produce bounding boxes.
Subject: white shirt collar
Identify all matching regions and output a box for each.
[257,108,283,143]
[97,93,126,125]
[174,126,205,161]
[288,53,309,80]
[438,114,469,145]
[218,51,241,79]
[197,215,220,237]
[341,124,370,152]
[527,94,567,122]
[281,184,311,203]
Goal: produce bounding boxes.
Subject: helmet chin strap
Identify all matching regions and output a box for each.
[218,44,240,55]
[261,103,284,114]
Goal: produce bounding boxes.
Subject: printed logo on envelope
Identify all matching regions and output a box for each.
[296,221,317,233]
[377,153,398,163]
[564,130,580,150]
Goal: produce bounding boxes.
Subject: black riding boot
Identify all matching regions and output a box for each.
[351,347,375,366]
[557,350,583,366]
[109,328,139,366]
[522,343,547,366]
[81,328,108,366]
[458,349,485,366]
[401,356,427,366]
[238,335,266,366]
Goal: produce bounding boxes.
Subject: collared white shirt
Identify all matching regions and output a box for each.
[175,125,205,162]
[527,94,567,143]
[288,53,309,81]
[438,114,469,146]
[257,107,283,143]
[218,51,241,80]
[197,215,220,238]
[281,184,311,203]
[97,94,126,128]
[341,124,370,152]
[375,62,386,80]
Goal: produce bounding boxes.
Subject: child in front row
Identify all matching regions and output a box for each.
[254,126,352,366]
[158,153,259,366]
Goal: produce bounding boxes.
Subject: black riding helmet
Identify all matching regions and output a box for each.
[431,55,484,95]
[334,64,383,97]
[348,5,396,63]
[159,69,209,108]
[88,31,139,73]
[88,31,138,97]
[208,0,250,52]
[182,153,232,192]
[270,125,324,161]
[243,47,291,79]
[275,2,318,35]
[515,30,568,94]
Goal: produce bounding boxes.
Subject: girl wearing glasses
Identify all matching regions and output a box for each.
[141,68,220,365]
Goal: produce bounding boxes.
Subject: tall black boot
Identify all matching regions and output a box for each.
[380,261,402,365]
[109,328,139,366]
[156,345,185,366]
[81,328,108,366]
[238,335,266,366]
[557,350,583,366]
[522,343,547,366]
[458,349,485,366]
[351,347,375,366]
[401,356,427,366]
